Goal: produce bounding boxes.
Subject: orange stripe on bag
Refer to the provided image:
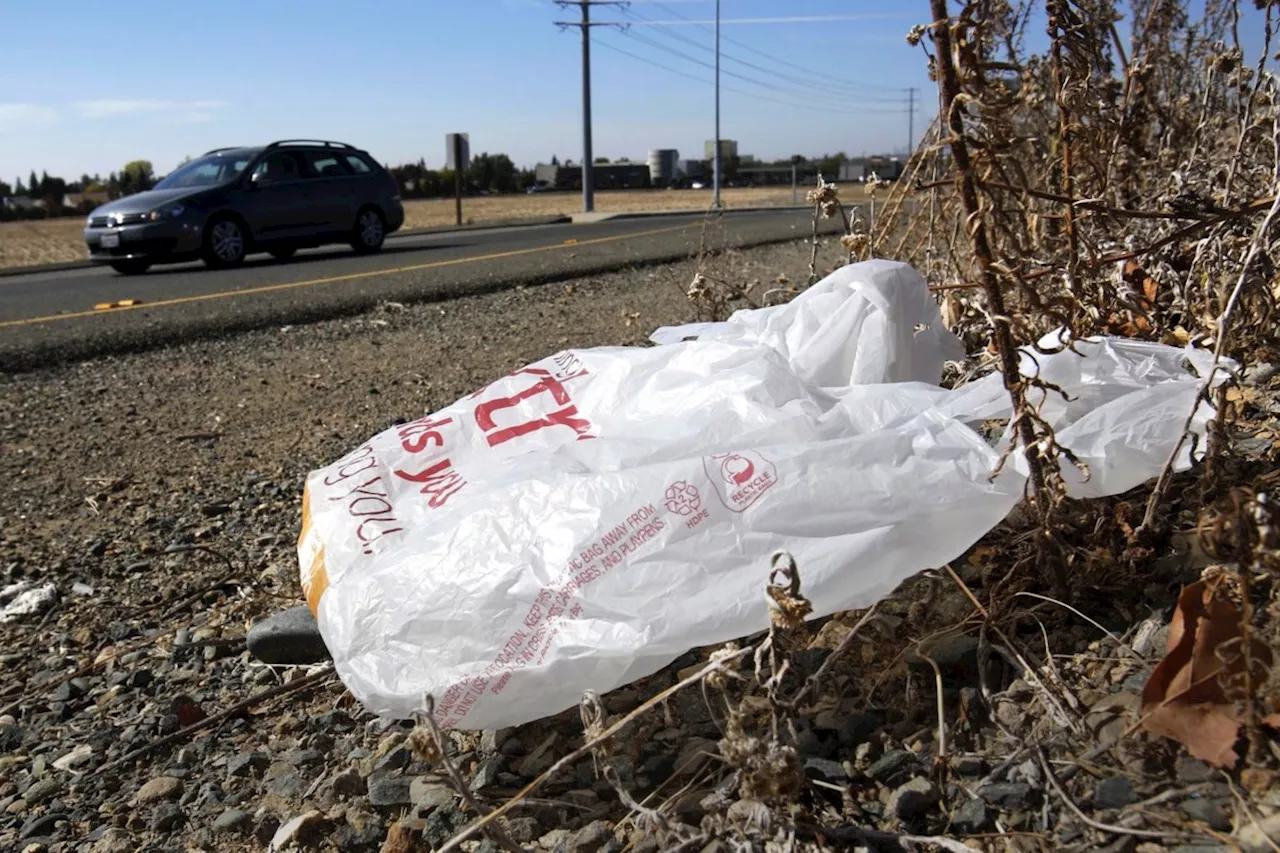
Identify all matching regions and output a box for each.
[297,484,329,615]
[304,547,329,616]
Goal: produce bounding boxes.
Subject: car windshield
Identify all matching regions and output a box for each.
[153,153,254,190]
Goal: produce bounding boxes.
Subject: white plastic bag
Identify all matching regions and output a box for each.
[297,260,1220,729]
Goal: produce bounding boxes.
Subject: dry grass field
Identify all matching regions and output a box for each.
[0,184,853,271]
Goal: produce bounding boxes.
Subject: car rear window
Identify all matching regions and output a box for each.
[344,154,374,174]
[300,151,351,178]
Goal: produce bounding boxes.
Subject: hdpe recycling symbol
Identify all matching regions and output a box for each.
[664,481,701,516]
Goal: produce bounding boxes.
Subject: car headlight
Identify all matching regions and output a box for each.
[148,203,185,221]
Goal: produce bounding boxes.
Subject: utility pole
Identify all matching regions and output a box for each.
[554,1,628,214]
[906,87,918,156]
[712,0,721,210]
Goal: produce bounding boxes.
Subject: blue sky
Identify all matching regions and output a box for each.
[0,1,1270,182]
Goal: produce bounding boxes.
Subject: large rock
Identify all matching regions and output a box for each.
[247,605,330,665]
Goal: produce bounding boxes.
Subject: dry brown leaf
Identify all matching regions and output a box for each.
[1139,571,1275,767]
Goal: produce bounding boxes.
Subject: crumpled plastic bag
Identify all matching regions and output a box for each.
[297,259,1224,729]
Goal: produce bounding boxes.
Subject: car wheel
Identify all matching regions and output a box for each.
[202,217,248,269]
[109,260,151,275]
[351,207,385,254]
[269,247,297,261]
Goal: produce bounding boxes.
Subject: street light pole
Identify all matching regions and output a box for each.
[712,0,721,210]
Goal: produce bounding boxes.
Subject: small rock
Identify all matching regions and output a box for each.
[331,767,366,798]
[802,757,848,784]
[837,712,879,746]
[52,744,93,772]
[22,778,59,805]
[978,782,1033,810]
[264,763,307,799]
[540,829,574,850]
[1181,798,1231,831]
[21,844,47,853]
[423,805,467,847]
[479,729,513,754]
[150,803,185,832]
[1093,776,1138,810]
[213,808,252,835]
[7,798,29,814]
[332,808,383,852]
[889,777,939,820]
[367,772,413,807]
[21,812,65,839]
[1244,362,1279,386]
[226,751,268,779]
[494,817,537,844]
[905,632,980,681]
[868,750,918,786]
[470,755,503,791]
[410,778,454,812]
[373,745,411,773]
[1237,811,1280,853]
[248,605,330,665]
[269,810,330,851]
[1176,757,1216,784]
[953,756,984,777]
[135,776,182,805]
[382,818,428,853]
[952,797,989,833]
[91,829,134,853]
[567,820,612,853]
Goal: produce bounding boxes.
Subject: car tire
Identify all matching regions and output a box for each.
[350,207,385,254]
[269,247,297,261]
[202,216,248,269]
[109,260,151,275]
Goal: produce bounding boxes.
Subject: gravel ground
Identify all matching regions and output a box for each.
[2,237,1278,853]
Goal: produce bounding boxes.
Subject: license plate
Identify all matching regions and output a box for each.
[100,233,120,249]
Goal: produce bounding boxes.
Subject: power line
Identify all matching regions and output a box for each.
[649,0,902,94]
[626,3,904,99]
[593,37,907,117]
[619,28,907,113]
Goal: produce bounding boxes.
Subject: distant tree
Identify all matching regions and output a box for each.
[594,156,610,164]
[121,160,156,194]
[817,152,847,178]
[0,178,10,198]
[465,152,518,193]
[85,182,106,193]
[15,176,25,195]
[27,170,39,198]
[550,154,559,165]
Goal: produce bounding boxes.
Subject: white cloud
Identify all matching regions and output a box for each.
[0,103,60,127]
[72,99,229,119]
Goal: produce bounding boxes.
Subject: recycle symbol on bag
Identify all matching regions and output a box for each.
[664,481,702,516]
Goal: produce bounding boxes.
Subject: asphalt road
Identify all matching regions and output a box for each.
[0,209,842,372]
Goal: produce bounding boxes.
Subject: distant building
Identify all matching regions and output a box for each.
[705,139,738,160]
[534,162,651,190]
[839,156,905,182]
[64,191,110,210]
[2,196,41,212]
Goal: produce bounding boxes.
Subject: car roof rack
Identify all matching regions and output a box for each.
[202,146,245,155]
[265,139,355,151]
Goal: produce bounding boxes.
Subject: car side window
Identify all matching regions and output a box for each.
[299,151,352,179]
[251,152,303,185]
[343,154,373,174]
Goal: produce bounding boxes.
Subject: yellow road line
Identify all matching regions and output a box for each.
[1,223,693,329]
